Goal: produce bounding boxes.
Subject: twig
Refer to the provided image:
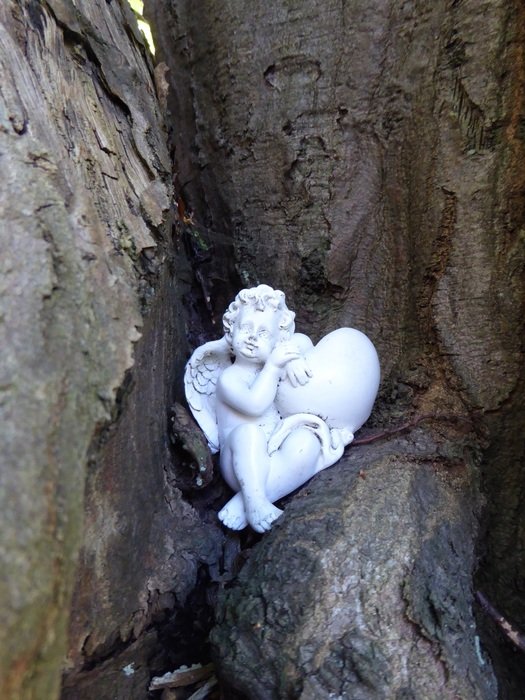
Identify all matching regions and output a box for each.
[169,403,214,487]
[352,413,474,446]
[475,590,525,653]
[149,663,215,691]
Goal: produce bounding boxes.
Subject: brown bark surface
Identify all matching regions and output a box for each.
[146,0,525,697]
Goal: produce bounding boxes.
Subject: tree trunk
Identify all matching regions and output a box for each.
[0,2,222,698]
[2,0,524,698]
[146,0,525,697]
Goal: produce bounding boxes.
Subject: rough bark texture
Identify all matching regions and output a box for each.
[2,0,524,697]
[146,0,525,697]
[0,2,222,698]
[212,438,495,699]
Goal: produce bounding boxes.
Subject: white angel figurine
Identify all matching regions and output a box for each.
[185,285,380,533]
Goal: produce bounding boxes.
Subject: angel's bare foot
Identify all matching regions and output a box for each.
[246,500,283,533]
[218,493,248,530]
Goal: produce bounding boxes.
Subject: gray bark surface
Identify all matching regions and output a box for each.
[213,439,494,699]
[146,0,525,697]
[0,2,221,698]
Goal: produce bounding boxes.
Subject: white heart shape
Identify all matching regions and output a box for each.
[276,328,380,434]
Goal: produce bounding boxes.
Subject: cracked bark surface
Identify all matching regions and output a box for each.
[0,2,222,698]
[147,0,525,697]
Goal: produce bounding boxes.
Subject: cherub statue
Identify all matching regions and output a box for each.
[185,285,380,533]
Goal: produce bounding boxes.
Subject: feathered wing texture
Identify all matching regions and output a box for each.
[184,336,232,453]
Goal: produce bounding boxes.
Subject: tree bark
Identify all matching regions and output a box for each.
[2,0,524,697]
[0,2,222,698]
[212,442,495,699]
[146,0,525,697]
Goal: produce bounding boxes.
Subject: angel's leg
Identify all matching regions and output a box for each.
[217,443,247,530]
[265,427,321,502]
[219,424,282,533]
[219,427,322,532]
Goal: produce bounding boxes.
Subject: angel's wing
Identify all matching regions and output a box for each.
[184,336,232,453]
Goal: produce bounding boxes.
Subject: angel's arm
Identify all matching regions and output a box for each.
[291,333,314,354]
[217,344,300,416]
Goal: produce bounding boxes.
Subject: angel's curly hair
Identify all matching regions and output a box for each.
[223,285,295,344]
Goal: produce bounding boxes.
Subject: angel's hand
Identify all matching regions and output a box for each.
[285,356,313,387]
[268,342,301,369]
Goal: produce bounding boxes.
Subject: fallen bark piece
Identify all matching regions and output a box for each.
[149,663,215,691]
[187,676,218,700]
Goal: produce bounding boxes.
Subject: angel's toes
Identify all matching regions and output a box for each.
[218,502,248,531]
[249,503,283,533]
[218,509,245,530]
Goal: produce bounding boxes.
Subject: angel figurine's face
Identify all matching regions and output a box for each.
[231,306,281,363]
